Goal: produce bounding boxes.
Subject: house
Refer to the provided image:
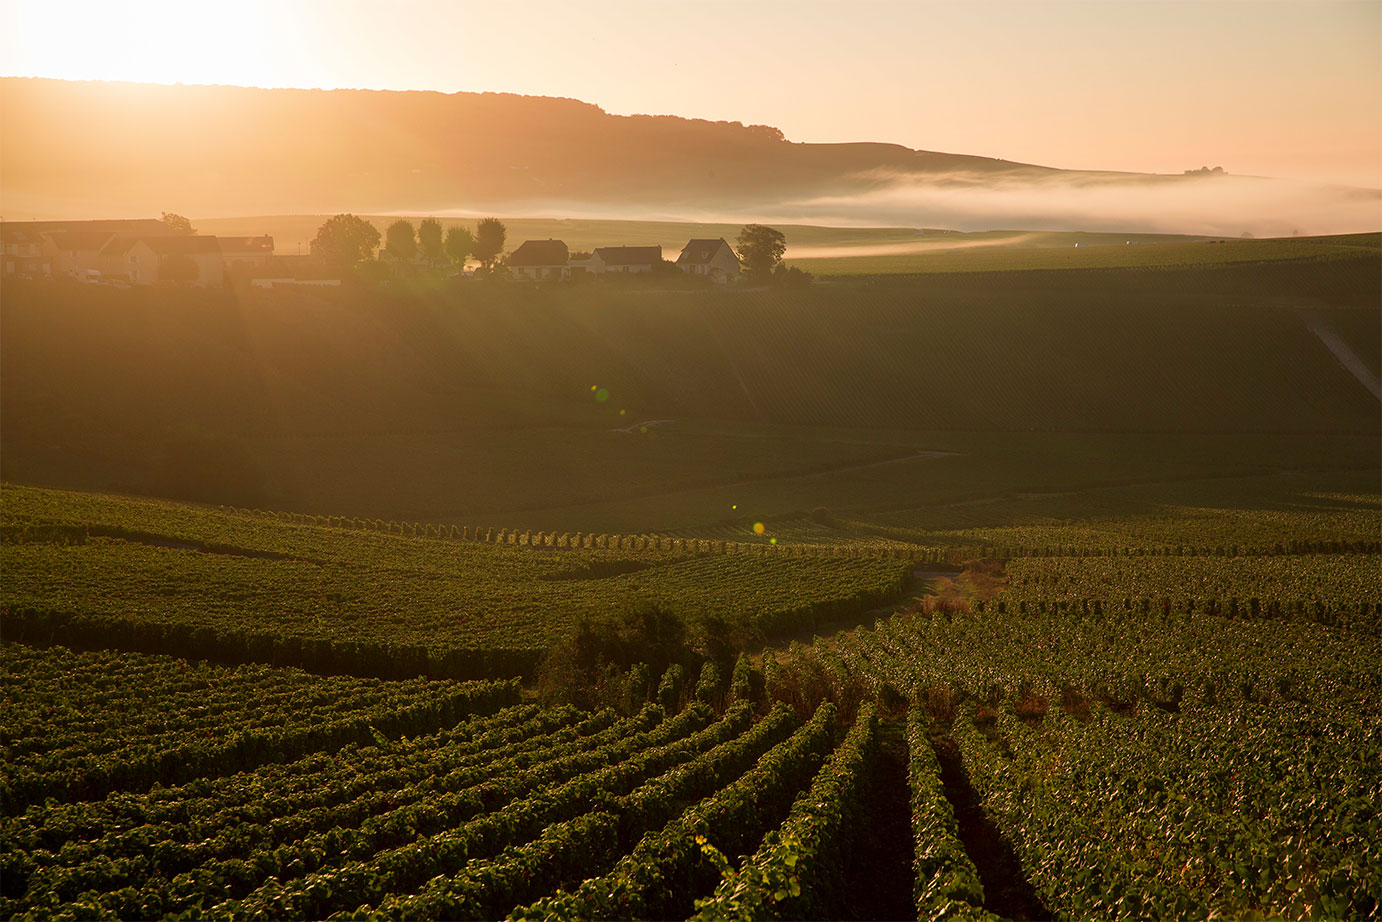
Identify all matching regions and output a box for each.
[100,235,224,287]
[676,238,740,282]
[2,226,51,278]
[218,236,275,268]
[47,230,122,280]
[3,218,173,278]
[509,239,570,281]
[591,245,662,274]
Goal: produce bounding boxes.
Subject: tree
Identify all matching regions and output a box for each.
[310,214,380,267]
[161,212,196,235]
[444,225,475,266]
[473,217,507,270]
[159,253,200,284]
[385,219,417,261]
[735,225,786,280]
[418,218,444,264]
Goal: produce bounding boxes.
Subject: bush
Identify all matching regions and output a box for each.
[537,604,695,709]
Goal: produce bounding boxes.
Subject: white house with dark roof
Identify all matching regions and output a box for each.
[509,239,570,280]
[676,238,740,282]
[591,245,662,274]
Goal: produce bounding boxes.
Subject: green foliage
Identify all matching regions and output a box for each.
[0,643,519,815]
[538,604,693,709]
[310,213,380,266]
[692,704,878,920]
[385,219,417,261]
[417,217,444,262]
[906,707,991,917]
[474,217,506,269]
[517,701,836,921]
[1,486,907,679]
[444,223,474,265]
[728,652,762,706]
[772,263,813,287]
[160,211,195,235]
[657,663,685,713]
[774,598,1381,919]
[694,659,723,709]
[735,224,787,278]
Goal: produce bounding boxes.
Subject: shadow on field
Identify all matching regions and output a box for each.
[932,736,1050,921]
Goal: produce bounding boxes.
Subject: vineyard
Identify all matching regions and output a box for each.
[1,485,911,679]
[4,593,1378,919]
[2,477,1379,919]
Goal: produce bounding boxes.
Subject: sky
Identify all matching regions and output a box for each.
[3,0,1379,188]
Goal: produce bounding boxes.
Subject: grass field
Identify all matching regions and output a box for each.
[4,250,1377,531]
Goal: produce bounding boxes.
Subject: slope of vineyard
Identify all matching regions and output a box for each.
[0,644,519,815]
[1,485,909,678]
[766,602,1381,919]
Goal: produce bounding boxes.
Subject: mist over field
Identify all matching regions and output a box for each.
[765,172,1382,237]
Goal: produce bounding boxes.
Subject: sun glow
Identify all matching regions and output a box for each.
[5,2,312,90]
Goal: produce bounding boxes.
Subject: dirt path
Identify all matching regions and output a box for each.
[1300,310,1382,401]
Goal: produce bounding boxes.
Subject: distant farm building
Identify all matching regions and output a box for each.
[591,245,662,274]
[509,239,571,281]
[676,238,740,282]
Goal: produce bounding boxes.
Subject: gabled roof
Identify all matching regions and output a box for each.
[218,236,274,255]
[50,231,116,252]
[593,245,662,266]
[508,239,569,267]
[2,219,172,245]
[677,238,733,265]
[101,235,222,257]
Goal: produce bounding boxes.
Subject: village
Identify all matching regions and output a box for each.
[0,215,748,289]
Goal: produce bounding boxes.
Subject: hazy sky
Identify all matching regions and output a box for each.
[4,0,1379,187]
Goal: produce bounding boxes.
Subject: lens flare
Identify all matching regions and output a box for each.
[752,522,765,535]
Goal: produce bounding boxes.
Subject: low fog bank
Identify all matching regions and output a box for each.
[771,172,1382,237]
[437,171,1379,240]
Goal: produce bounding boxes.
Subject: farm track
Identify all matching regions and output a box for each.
[1300,310,1382,401]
